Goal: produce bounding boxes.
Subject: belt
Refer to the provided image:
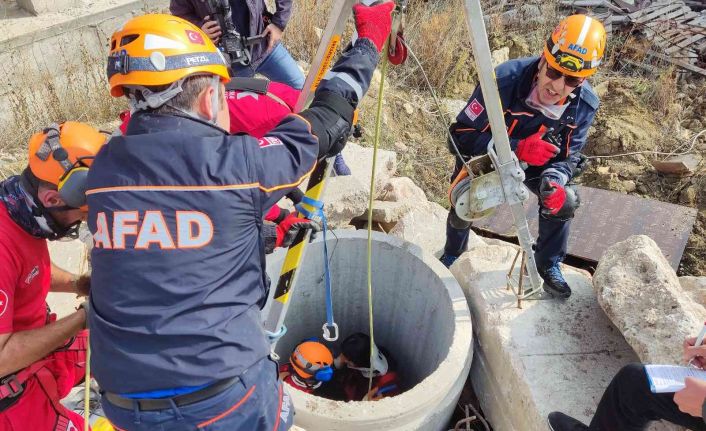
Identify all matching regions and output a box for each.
[105,377,238,411]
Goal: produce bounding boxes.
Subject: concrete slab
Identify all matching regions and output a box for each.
[450,244,640,430]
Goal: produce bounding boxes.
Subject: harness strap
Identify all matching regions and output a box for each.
[0,359,53,400]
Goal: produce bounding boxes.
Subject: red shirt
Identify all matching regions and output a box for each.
[227,82,301,138]
[279,363,316,394]
[0,202,51,334]
[340,368,401,401]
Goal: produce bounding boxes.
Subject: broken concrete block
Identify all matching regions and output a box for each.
[379,176,427,203]
[389,201,484,257]
[393,141,407,152]
[500,4,542,27]
[491,47,510,68]
[388,201,447,256]
[679,186,697,205]
[322,176,368,229]
[359,200,413,224]
[451,244,638,430]
[680,276,706,306]
[651,154,702,177]
[340,142,396,192]
[441,98,467,120]
[594,235,706,364]
[622,180,637,193]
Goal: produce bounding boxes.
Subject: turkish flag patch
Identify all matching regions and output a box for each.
[258,137,284,148]
[464,98,485,121]
[186,30,205,45]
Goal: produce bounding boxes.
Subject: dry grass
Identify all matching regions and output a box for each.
[285,0,336,64]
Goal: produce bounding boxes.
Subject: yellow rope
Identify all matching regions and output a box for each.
[366,37,390,396]
[78,241,91,431]
[84,334,91,431]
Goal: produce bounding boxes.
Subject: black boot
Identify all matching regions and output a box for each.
[538,264,572,298]
[547,412,589,431]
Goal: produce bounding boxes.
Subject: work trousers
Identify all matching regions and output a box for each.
[589,363,706,431]
[232,43,305,90]
[444,160,571,269]
[102,357,293,431]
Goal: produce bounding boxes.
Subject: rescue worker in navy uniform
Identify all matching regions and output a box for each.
[86,4,393,430]
[440,15,607,299]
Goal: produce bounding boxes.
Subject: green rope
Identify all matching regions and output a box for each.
[366,37,391,397]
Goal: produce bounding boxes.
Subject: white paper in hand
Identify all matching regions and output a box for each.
[645,364,706,393]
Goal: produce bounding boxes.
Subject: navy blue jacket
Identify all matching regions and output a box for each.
[86,39,378,393]
[452,56,599,185]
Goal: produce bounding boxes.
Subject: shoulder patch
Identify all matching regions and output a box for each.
[258,137,284,148]
[464,99,485,121]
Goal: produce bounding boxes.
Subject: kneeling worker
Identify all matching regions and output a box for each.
[0,122,105,430]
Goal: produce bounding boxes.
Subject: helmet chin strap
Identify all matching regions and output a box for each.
[129,76,222,126]
[19,170,81,241]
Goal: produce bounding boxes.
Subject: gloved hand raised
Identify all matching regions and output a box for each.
[353,1,395,53]
[540,177,566,215]
[276,213,322,248]
[515,131,559,166]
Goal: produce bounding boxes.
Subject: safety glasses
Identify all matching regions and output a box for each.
[544,63,584,88]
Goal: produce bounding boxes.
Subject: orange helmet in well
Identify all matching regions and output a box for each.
[290,341,334,380]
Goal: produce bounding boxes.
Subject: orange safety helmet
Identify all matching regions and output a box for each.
[544,14,607,78]
[27,122,107,209]
[290,341,334,381]
[107,14,230,98]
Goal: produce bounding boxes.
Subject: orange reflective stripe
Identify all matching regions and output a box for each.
[454,128,477,132]
[85,162,317,196]
[565,129,574,155]
[507,119,519,136]
[86,184,260,195]
[505,109,534,117]
[259,161,316,193]
[272,383,284,431]
[197,385,257,428]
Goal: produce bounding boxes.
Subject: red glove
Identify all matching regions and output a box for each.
[515,131,559,166]
[540,177,566,215]
[276,213,322,248]
[353,2,395,53]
